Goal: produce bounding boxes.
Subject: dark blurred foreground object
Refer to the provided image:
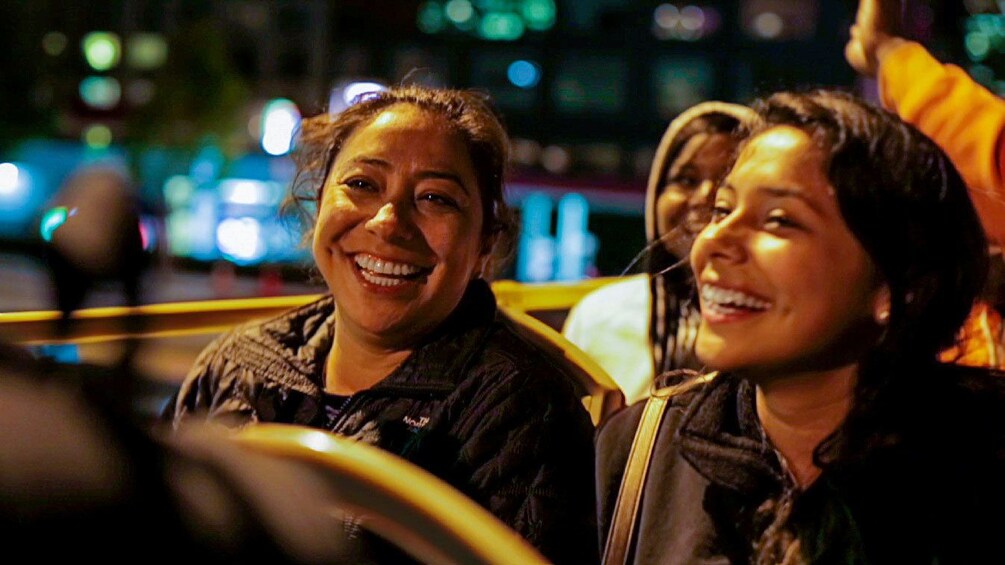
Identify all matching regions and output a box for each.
[41,163,150,353]
[0,341,359,563]
[0,340,550,564]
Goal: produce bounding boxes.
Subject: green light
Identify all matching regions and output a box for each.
[522,0,556,31]
[126,33,168,69]
[479,12,524,40]
[445,0,475,25]
[82,32,122,71]
[163,175,195,209]
[83,124,113,149]
[966,31,991,61]
[40,207,70,242]
[417,1,446,33]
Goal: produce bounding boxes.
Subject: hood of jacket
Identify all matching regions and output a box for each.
[644,101,759,375]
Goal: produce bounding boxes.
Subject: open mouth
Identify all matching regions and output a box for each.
[354,254,431,287]
[700,284,771,316]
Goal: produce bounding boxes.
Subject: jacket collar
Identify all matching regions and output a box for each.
[251,279,498,395]
[676,373,786,493]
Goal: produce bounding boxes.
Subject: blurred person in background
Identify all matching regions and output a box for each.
[43,161,148,317]
[563,102,757,405]
[846,0,1005,367]
[164,84,598,564]
[41,161,150,368]
[597,89,1005,564]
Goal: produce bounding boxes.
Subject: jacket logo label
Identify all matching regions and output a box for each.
[403,415,429,429]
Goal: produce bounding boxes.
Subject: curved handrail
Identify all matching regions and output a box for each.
[0,277,619,345]
[232,423,550,565]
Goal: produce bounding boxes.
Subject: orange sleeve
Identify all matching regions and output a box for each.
[878,41,1005,246]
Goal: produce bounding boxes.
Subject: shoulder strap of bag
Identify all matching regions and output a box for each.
[601,372,717,565]
[601,392,668,565]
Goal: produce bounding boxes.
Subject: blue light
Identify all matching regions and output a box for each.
[554,193,597,281]
[40,206,71,242]
[515,192,555,282]
[507,59,541,89]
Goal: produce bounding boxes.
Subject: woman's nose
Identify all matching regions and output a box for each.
[364,201,416,241]
[693,212,745,264]
[693,179,717,206]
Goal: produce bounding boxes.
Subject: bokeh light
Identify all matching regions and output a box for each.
[507,60,541,88]
[82,31,122,71]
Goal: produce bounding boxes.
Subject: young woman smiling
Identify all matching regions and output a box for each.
[597,90,1005,564]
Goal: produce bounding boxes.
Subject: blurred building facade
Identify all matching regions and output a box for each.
[0,0,986,279]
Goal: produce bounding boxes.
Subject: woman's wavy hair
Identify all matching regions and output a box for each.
[750,89,988,368]
[283,84,516,276]
[744,88,992,565]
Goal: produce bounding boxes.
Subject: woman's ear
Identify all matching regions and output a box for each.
[872,284,891,325]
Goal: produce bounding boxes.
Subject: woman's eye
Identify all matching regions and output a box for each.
[710,204,732,221]
[668,176,699,190]
[417,192,459,209]
[765,212,800,229]
[344,178,375,191]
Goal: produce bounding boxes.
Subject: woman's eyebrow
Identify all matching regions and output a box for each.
[415,170,471,195]
[344,156,471,195]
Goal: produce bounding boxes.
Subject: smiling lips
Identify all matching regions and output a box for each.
[700,283,771,322]
[354,253,430,287]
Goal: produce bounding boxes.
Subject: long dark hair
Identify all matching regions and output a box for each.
[746,89,992,560]
[752,89,987,369]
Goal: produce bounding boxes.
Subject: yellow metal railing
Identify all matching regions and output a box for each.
[0,277,619,345]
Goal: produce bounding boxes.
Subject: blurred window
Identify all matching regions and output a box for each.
[551,53,626,114]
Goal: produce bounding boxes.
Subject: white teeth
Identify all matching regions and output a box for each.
[355,254,422,276]
[354,254,424,287]
[700,284,771,310]
[360,269,405,287]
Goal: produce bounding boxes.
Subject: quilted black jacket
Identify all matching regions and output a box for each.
[164,279,599,564]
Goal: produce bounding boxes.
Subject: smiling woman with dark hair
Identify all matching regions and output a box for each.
[164,84,598,565]
[597,89,1005,564]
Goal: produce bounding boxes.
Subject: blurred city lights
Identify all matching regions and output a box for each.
[216,216,266,263]
[541,145,571,174]
[967,31,992,61]
[0,163,20,197]
[521,0,556,31]
[41,32,67,56]
[40,206,73,242]
[125,79,156,106]
[219,179,282,206]
[328,81,388,115]
[445,0,475,25]
[260,98,301,156]
[652,4,719,41]
[126,33,168,70]
[79,76,121,110]
[752,12,784,39]
[82,124,113,149]
[163,175,196,209]
[481,12,525,40]
[81,32,122,71]
[418,0,554,39]
[507,60,541,88]
[417,1,447,33]
[342,81,387,106]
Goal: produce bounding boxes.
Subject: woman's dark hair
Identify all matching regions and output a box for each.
[746,88,992,565]
[750,89,988,366]
[284,84,516,274]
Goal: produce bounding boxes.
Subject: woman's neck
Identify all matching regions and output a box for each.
[325,316,414,395]
[754,365,857,489]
